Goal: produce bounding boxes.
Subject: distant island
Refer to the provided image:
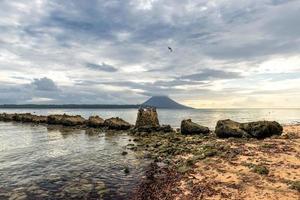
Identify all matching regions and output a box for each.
[141,96,193,109]
[0,96,193,109]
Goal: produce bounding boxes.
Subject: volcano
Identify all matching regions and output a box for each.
[142,96,193,109]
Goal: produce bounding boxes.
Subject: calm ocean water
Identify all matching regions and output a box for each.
[1,108,300,128]
[0,108,299,199]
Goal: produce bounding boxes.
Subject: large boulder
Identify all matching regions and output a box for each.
[104,117,131,130]
[215,119,248,138]
[215,119,283,139]
[87,116,105,127]
[241,121,283,139]
[181,119,210,135]
[135,107,160,128]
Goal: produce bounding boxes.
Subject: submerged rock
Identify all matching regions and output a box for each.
[87,116,105,127]
[104,117,131,130]
[180,119,210,135]
[215,119,283,139]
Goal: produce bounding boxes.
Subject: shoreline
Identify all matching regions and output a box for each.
[0,112,299,199]
[131,125,300,200]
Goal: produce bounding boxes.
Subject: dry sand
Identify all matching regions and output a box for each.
[173,125,300,200]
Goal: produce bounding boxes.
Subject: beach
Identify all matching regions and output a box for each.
[0,110,299,199]
[132,125,300,200]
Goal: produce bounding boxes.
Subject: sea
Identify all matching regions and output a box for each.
[0,108,299,199]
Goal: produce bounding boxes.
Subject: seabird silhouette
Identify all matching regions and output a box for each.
[168,46,173,52]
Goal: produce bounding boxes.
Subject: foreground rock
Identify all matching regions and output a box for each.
[215,119,283,139]
[181,119,210,135]
[104,117,132,130]
[87,116,105,127]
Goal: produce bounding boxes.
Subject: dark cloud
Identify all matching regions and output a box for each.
[180,69,242,81]
[31,77,59,91]
[86,62,118,72]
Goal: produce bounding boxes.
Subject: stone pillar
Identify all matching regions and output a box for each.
[135,107,160,128]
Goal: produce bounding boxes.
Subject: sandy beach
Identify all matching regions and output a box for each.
[133,125,300,200]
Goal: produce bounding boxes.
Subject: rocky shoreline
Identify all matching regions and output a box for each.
[1,108,299,199]
[0,107,284,139]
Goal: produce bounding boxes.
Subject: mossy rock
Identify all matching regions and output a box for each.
[289,181,300,192]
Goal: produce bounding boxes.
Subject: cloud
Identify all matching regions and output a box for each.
[86,62,118,72]
[31,77,59,91]
[0,0,299,107]
[180,69,242,81]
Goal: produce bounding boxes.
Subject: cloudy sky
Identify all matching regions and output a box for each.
[0,0,300,108]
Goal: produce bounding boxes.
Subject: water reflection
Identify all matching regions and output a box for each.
[0,122,149,199]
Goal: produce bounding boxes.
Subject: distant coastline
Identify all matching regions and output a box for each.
[0,104,141,109]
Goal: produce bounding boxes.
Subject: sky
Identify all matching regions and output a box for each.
[0,0,300,108]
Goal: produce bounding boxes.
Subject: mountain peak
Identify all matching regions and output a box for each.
[142,96,193,109]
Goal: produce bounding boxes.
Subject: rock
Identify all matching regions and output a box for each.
[31,115,48,123]
[124,167,130,174]
[241,121,283,139]
[9,193,27,200]
[94,181,107,197]
[159,125,174,133]
[215,119,248,138]
[0,113,15,121]
[134,108,174,133]
[180,119,210,135]
[12,113,32,122]
[215,119,283,139]
[47,114,65,124]
[13,113,47,123]
[135,107,160,129]
[47,114,85,126]
[104,117,131,130]
[87,115,104,127]
[60,115,86,126]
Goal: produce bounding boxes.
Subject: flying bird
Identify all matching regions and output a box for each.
[168,46,173,52]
